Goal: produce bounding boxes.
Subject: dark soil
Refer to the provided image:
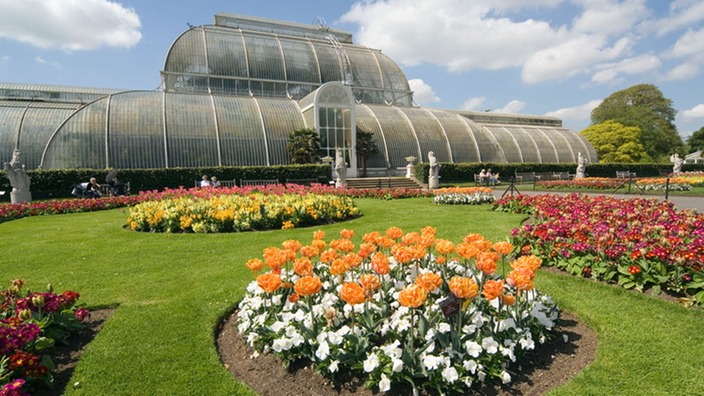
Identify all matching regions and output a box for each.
[32,308,113,396]
[217,310,596,396]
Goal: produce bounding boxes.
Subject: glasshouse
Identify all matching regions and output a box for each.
[0,12,597,174]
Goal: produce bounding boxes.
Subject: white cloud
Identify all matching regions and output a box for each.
[460,97,486,111]
[0,55,10,64]
[35,56,61,69]
[493,100,525,114]
[649,0,704,36]
[662,62,700,81]
[679,104,704,122]
[545,99,602,121]
[0,0,141,50]
[341,0,651,84]
[590,54,661,84]
[522,35,633,83]
[664,28,704,59]
[409,79,440,104]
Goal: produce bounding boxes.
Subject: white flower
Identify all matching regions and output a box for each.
[328,332,343,345]
[316,332,328,345]
[281,337,293,351]
[293,309,306,322]
[329,360,339,373]
[465,341,483,358]
[442,366,459,383]
[379,374,391,392]
[520,337,535,350]
[563,334,569,343]
[539,335,546,344]
[462,324,477,334]
[464,377,473,388]
[381,340,402,359]
[423,355,441,371]
[337,325,351,336]
[426,341,435,354]
[482,337,499,354]
[237,320,251,334]
[272,295,282,306]
[392,358,404,372]
[285,326,297,337]
[315,341,330,361]
[396,319,411,332]
[463,360,477,374]
[477,371,486,382]
[438,322,452,333]
[291,332,304,346]
[498,318,516,331]
[272,338,285,352]
[364,353,380,372]
[425,328,436,341]
[501,371,511,384]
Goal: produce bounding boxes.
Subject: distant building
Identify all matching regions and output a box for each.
[685,151,703,164]
[0,13,597,175]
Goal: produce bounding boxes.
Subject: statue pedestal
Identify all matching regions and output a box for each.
[11,191,31,204]
[406,164,415,178]
[575,171,585,179]
[428,176,439,190]
[335,180,344,188]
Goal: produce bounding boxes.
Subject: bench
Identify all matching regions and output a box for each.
[73,182,131,198]
[515,172,535,183]
[194,179,236,188]
[474,174,495,187]
[616,171,636,179]
[241,179,279,187]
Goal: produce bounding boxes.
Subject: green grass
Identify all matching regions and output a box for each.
[1,198,703,395]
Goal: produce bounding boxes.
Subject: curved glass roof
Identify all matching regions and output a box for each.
[0,83,125,104]
[162,25,412,105]
[0,91,596,170]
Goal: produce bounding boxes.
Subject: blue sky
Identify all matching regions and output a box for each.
[0,0,703,139]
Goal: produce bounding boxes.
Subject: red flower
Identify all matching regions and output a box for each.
[628,265,641,274]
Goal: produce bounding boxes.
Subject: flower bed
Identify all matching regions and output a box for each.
[128,193,359,233]
[433,187,495,205]
[236,227,559,394]
[1,280,89,395]
[535,178,620,190]
[0,196,142,224]
[493,194,704,304]
[636,176,704,191]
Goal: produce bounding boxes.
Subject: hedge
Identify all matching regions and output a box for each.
[414,162,704,183]
[0,165,332,200]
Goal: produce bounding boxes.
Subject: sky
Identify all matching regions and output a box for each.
[0,0,703,139]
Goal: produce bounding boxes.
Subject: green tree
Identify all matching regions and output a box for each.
[286,128,321,164]
[687,126,704,153]
[580,120,646,163]
[591,84,684,161]
[355,128,379,177]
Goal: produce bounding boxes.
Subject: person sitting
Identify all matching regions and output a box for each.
[86,177,102,198]
[211,176,221,188]
[200,175,210,188]
[479,169,487,183]
[486,169,500,185]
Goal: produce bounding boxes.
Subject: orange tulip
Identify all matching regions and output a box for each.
[339,282,366,305]
[411,245,427,260]
[463,233,483,243]
[421,226,437,237]
[449,276,479,299]
[340,229,355,239]
[283,249,297,263]
[288,293,300,303]
[311,239,326,251]
[500,294,516,306]
[300,245,320,258]
[320,248,340,264]
[434,239,455,255]
[508,268,534,291]
[493,241,514,256]
[394,246,415,264]
[363,231,380,244]
[282,239,302,252]
[372,252,390,275]
[293,258,314,277]
[511,255,542,272]
[398,284,428,308]
[330,259,349,276]
[473,239,493,252]
[343,252,363,268]
[294,276,323,297]
[476,257,497,275]
[376,236,396,249]
[331,238,355,253]
[313,230,325,240]
[402,232,420,246]
[358,243,377,258]
[418,235,435,248]
[456,243,479,260]
[257,272,282,294]
[386,227,403,239]
[483,280,504,301]
[246,258,264,272]
[416,273,443,292]
[360,274,382,291]
[436,256,447,264]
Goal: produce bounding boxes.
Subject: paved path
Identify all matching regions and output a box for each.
[496,185,704,213]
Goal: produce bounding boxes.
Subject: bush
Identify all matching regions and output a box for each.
[0,165,332,199]
[414,162,704,183]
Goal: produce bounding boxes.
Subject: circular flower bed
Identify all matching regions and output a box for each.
[433,187,495,205]
[236,227,559,394]
[127,193,359,233]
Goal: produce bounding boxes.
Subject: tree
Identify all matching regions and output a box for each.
[591,84,684,161]
[286,128,321,164]
[580,121,646,163]
[687,126,704,153]
[355,128,379,177]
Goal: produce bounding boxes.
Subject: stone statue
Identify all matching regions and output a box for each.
[576,152,587,179]
[670,153,683,175]
[334,148,347,188]
[428,151,441,189]
[3,149,32,203]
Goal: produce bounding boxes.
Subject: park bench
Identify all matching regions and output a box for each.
[194,180,236,188]
[241,179,279,187]
[616,171,636,178]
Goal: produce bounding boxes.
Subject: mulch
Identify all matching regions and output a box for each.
[32,308,114,396]
[217,310,596,396]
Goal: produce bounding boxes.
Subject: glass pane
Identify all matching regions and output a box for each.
[43,99,107,169]
[365,105,420,168]
[214,96,268,166]
[397,107,450,162]
[257,98,305,165]
[426,109,480,163]
[109,92,165,169]
[165,93,218,167]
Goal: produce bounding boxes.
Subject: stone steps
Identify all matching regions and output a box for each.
[344,177,425,190]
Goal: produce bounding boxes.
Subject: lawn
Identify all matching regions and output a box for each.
[1,198,703,395]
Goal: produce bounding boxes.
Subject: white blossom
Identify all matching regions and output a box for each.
[465,341,483,357]
[438,322,452,333]
[315,341,330,361]
[379,374,391,392]
[329,360,339,373]
[501,371,511,384]
[423,354,441,370]
[463,360,477,374]
[482,337,499,354]
[364,352,380,372]
[442,366,459,383]
[392,358,404,372]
